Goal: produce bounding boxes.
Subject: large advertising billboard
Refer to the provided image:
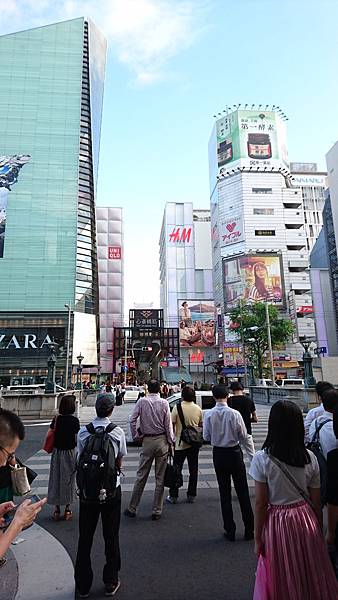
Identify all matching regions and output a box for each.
[223,254,285,309]
[0,155,31,258]
[216,110,288,175]
[179,300,216,347]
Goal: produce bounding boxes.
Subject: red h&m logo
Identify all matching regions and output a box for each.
[169,227,192,243]
[108,246,122,260]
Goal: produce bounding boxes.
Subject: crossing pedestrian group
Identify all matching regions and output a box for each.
[1,379,338,598]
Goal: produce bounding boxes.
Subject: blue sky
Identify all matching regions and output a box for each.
[1,0,338,313]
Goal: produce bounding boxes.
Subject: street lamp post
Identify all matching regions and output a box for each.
[45,342,59,394]
[64,303,72,389]
[77,352,84,418]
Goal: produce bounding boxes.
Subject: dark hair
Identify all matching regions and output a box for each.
[181,386,196,402]
[322,389,338,412]
[182,302,188,307]
[59,394,76,416]
[253,262,269,297]
[148,380,161,394]
[315,381,333,398]
[0,409,25,446]
[230,381,244,392]
[262,400,310,467]
[212,384,229,400]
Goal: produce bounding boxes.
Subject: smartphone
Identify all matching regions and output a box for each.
[30,494,41,504]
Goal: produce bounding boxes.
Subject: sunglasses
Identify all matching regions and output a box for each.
[0,446,15,462]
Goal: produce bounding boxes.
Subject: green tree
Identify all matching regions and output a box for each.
[228,302,294,378]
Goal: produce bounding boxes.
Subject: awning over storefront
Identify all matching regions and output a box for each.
[160,366,193,384]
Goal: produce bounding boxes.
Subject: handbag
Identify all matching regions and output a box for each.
[10,463,30,496]
[16,458,37,485]
[43,416,57,454]
[164,454,183,489]
[177,402,203,448]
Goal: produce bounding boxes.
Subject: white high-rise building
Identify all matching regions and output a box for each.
[208,108,315,373]
[290,162,327,251]
[159,202,218,383]
[96,207,124,376]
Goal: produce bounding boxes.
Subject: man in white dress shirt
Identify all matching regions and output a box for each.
[309,388,338,459]
[203,384,254,542]
[304,381,333,442]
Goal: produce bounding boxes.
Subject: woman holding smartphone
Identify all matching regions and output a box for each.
[47,394,80,521]
[0,408,46,565]
[249,400,338,599]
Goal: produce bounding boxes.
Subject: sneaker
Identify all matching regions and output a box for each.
[124,508,136,518]
[166,496,177,504]
[78,593,90,598]
[187,495,195,503]
[105,580,121,596]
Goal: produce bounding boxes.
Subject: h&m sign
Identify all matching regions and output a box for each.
[168,227,192,244]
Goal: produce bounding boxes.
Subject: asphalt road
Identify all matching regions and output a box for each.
[37,489,256,600]
[17,410,268,599]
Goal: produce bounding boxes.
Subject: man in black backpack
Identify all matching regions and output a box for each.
[75,393,127,598]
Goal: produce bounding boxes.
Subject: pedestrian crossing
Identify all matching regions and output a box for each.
[25,406,270,498]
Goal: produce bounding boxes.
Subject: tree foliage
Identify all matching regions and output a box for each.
[228,302,294,378]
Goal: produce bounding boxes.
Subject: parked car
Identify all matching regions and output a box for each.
[276,378,304,387]
[123,385,141,403]
[167,391,215,412]
[257,379,279,387]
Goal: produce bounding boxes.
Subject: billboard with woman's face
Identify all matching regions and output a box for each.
[178,300,216,347]
[223,255,285,309]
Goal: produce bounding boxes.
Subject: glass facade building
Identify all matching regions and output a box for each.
[0,18,106,383]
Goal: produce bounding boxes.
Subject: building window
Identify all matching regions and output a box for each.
[176,248,185,269]
[195,270,204,293]
[252,188,273,194]
[176,270,186,293]
[253,208,274,215]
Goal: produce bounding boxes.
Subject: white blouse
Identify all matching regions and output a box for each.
[249,449,320,505]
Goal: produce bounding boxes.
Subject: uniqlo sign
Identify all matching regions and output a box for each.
[108,246,122,260]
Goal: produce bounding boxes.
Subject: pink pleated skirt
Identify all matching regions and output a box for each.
[253,501,338,600]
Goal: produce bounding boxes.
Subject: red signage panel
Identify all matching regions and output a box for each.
[108,246,122,260]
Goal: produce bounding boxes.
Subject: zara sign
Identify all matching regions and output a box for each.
[0,328,65,357]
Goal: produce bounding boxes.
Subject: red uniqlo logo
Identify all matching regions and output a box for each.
[108,246,122,259]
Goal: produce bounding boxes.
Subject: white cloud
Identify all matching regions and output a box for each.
[0,0,206,84]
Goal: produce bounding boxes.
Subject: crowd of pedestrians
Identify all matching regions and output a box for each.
[1,378,338,598]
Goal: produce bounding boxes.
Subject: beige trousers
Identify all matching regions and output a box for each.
[128,434,168,515]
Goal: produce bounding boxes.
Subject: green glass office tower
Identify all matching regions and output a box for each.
[0,18,106,384]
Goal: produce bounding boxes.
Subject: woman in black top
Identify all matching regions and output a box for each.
[47,395,80,521]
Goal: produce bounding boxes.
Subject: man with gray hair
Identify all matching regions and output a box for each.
[75,392,127,598]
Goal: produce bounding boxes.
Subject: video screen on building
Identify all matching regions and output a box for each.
[223,255,285,309]
[178,300,216,347]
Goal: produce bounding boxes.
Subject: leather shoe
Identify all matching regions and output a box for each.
[124,509,136,518]
[151,514,161,521]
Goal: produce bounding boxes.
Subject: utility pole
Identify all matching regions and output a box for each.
[240,299,248,387]
[124,334,128,386]
[64,303,72,389]
[265,302,275,384]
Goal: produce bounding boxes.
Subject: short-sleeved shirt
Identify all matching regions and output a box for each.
[249,449,320,505]
[171,401,203,450]
[228,394,256,434]
[53,415,80,450]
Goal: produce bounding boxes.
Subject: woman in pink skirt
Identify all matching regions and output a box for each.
[249,400,338,600]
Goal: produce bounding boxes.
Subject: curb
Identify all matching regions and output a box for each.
[10,522,74,600]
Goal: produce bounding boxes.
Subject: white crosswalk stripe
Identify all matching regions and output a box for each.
[26,406,270,497]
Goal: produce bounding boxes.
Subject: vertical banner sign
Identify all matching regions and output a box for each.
[288,290,299,343]
[0,155,31,258]
[108,246,122,259]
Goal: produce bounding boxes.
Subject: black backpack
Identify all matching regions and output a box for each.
[306,418,331,506]
[76,422,119,503]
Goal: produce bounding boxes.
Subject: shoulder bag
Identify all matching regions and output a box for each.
[43,416,57,454]
[268,453,316,512]
[177,402,203,449]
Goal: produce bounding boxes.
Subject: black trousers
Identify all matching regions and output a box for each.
[213,446,254,535]
[169,447,199,498]
[74,487,121,594]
